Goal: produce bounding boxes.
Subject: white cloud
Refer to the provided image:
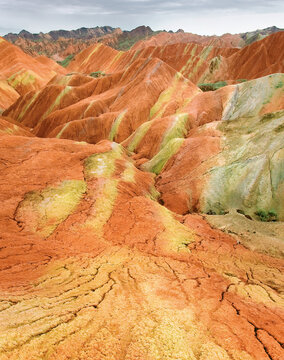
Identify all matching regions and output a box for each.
[0,0,283,35]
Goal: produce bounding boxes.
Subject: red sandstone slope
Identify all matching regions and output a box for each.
[5,26,281,60]
[0,115,34,136]
[0,36,66,107]
[67,41,238,84]
[132,31,243,50]
[0,31,284,360]
[4,57,200,143]
[35,55,68,74]
[202,31,284,82]
[66,32,284,85]
[0,134,283,359]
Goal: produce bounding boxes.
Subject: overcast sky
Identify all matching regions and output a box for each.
[0,0,283,36]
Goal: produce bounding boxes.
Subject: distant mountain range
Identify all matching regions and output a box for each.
[3,25,283,61]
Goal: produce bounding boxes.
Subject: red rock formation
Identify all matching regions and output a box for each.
[132,31,243,50]
[0,28,283,360]
[5,57,196,143]
[0,135,283,359]
[67,42,237,84]
[0,37,66,110]
[202,32,284,83]
[0,115,34,137]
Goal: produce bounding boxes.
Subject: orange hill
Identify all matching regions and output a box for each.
[0,28,284,360]
[0,36,66,109]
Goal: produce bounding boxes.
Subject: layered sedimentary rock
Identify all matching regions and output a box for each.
[4,25,282,59]
[1,135,283,359]
[0,37,66,109]
[66,41,237,84]
[201,32,284,83]
[131,31,243,50]
[147,74,284,221]
[0,27,283,360]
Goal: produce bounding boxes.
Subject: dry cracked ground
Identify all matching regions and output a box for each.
[0,31,284,360]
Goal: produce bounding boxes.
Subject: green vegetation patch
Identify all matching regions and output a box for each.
[255,210,278,222]
[275,80,284,89]
[89,71,106,78]
[57,54,74,68]
[198,81,227,92]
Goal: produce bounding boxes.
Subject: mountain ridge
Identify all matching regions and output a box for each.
[3,25,283,61]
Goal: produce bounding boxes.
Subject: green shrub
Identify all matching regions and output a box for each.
[275,80,283,89]
[198,81,227,92]
[206,210,216,215]
[255,209,278,222]
[57,54,74,68]
[89,71,106,78]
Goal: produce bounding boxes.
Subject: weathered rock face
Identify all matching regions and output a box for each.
[0,37,66,109]
[152,74,284,220]
[0,135,283,360]
[201,32,284,83]
[131,31,244,50]
[0,27,283,360]
[66,41,238,84]
[0,116,34,137]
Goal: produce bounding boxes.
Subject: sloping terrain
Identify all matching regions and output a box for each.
[0,37,66,109]
[66,42,237,84]
[3,26,156,60]
[0,26,283,360]
[4,25,282,60]
[0,135,283,360]
[201,32,284,83]
[132,26,283,50]
[131,31,242,50]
